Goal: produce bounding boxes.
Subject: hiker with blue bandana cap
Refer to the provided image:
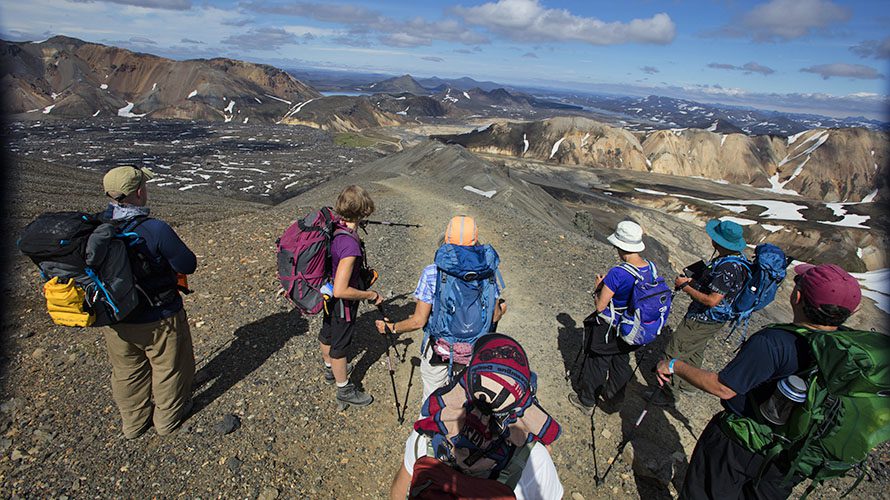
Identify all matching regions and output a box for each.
[657,219,750,406]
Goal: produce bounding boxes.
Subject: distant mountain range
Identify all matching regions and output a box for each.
[560,94,890,136]
[0,36,319,122]
[3,36,886,139]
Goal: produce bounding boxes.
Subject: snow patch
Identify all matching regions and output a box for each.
[463,186,496,198]
[187,90,198,99]
[42,105,55,114]
[849,268,890,314]
[254,97,262,104]
[243,117,249,124]
[761,224,784,233]
[861,189,877,203]
[720,135,727,147]
[522,133,529,156]
[580,132,590,148]
[151,82,157,91]
[821,203,870,229]
[117,102,146,118]
[100,84,108,90]
[635,188,668,196]
[265,94,292,105]
[463,91,471,99]
[786,130,808,146]
[549,137,565,159]
[720,216,756,226]
[92,110,100,117]
[706,121,717,132]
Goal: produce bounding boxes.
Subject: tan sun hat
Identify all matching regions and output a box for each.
[103,166,154,199]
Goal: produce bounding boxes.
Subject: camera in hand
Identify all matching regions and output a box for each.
[683,260,707,281]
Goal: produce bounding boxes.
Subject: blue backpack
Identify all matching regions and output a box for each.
[610,261,673,346]
[725,243,788,342]
[424,244,503,358]
[705,244,787,342]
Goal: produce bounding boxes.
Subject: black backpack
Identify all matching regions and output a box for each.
[18,212,150,327]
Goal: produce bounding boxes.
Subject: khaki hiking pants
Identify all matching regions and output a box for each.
[104,308,194,437]
[665,316,725,393]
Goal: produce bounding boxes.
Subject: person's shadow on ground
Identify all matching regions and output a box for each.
[612,329,696,499]
[556,312,590,394]
[192,310,308,413]
[349,301,416,391]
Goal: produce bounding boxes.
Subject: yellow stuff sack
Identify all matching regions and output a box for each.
[43,276,94,327]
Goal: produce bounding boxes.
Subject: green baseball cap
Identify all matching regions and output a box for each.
[103,166,154,199]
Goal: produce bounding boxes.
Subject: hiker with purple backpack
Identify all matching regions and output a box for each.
[318,185,384,407]
[568,220,673,415]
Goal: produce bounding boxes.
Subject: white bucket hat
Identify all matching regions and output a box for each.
[607,221,645,253]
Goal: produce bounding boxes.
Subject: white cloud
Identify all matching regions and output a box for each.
[242,1,488,47]
[71,0,192,10]
[720,0,851,42]
[453,0,675,45]
[801,63,884,80]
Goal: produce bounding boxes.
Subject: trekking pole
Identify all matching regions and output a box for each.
[597,384,665,486]
[360,220,423,229]
[378,307,404,424]
[378,304,406,363]
[590,405,603,486]
[399,356,421,425]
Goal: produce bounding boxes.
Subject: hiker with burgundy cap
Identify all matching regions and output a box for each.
[390,334,564,499]
[658,218,750,405]
[376,215,507,403]
[568,220,667,415]
[318,185,385,408]
[655,263,890,499]
[100,166,197,438]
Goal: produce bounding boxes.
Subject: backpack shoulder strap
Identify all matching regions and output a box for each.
[617,262,643,282]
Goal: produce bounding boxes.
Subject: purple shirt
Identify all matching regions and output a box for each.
[331,230,362,290]
[603,263,652,311]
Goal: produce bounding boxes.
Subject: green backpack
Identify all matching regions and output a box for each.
[721,323,890,497]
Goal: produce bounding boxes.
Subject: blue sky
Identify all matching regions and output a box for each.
[2,0,888,119]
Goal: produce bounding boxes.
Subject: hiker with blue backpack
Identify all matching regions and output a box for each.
[655,263,889,499]
[661,219,788,406]
[375,215,507,403]
[568,221,673,415]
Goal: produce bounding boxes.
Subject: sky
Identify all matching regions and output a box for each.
[1,0,889,119]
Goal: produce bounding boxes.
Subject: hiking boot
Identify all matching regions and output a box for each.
[336,383,373,408]
[568,393,595,416]
[323,362,355,384]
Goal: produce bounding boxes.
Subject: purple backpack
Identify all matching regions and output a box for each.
[276,207,352,315]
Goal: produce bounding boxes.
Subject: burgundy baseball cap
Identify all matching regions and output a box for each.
[794,263,861,312]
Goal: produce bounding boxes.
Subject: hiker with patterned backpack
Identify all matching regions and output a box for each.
[101,166,197,439]
[659,219,750,404]
[568,220,672,415]
[318,185,384,408]
[656,263,890,499]
[375,215,507,403]
[390,334,564,499]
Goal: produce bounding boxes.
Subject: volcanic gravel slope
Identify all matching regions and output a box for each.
[1,148,887,499]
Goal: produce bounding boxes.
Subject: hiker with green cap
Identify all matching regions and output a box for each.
[658,219,749,405]
[655,263,889,499]
[100,165,197,438]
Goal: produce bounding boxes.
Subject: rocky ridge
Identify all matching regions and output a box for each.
[1,142,887,499]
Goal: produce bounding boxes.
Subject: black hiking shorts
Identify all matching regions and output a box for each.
[319,308,355,358]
